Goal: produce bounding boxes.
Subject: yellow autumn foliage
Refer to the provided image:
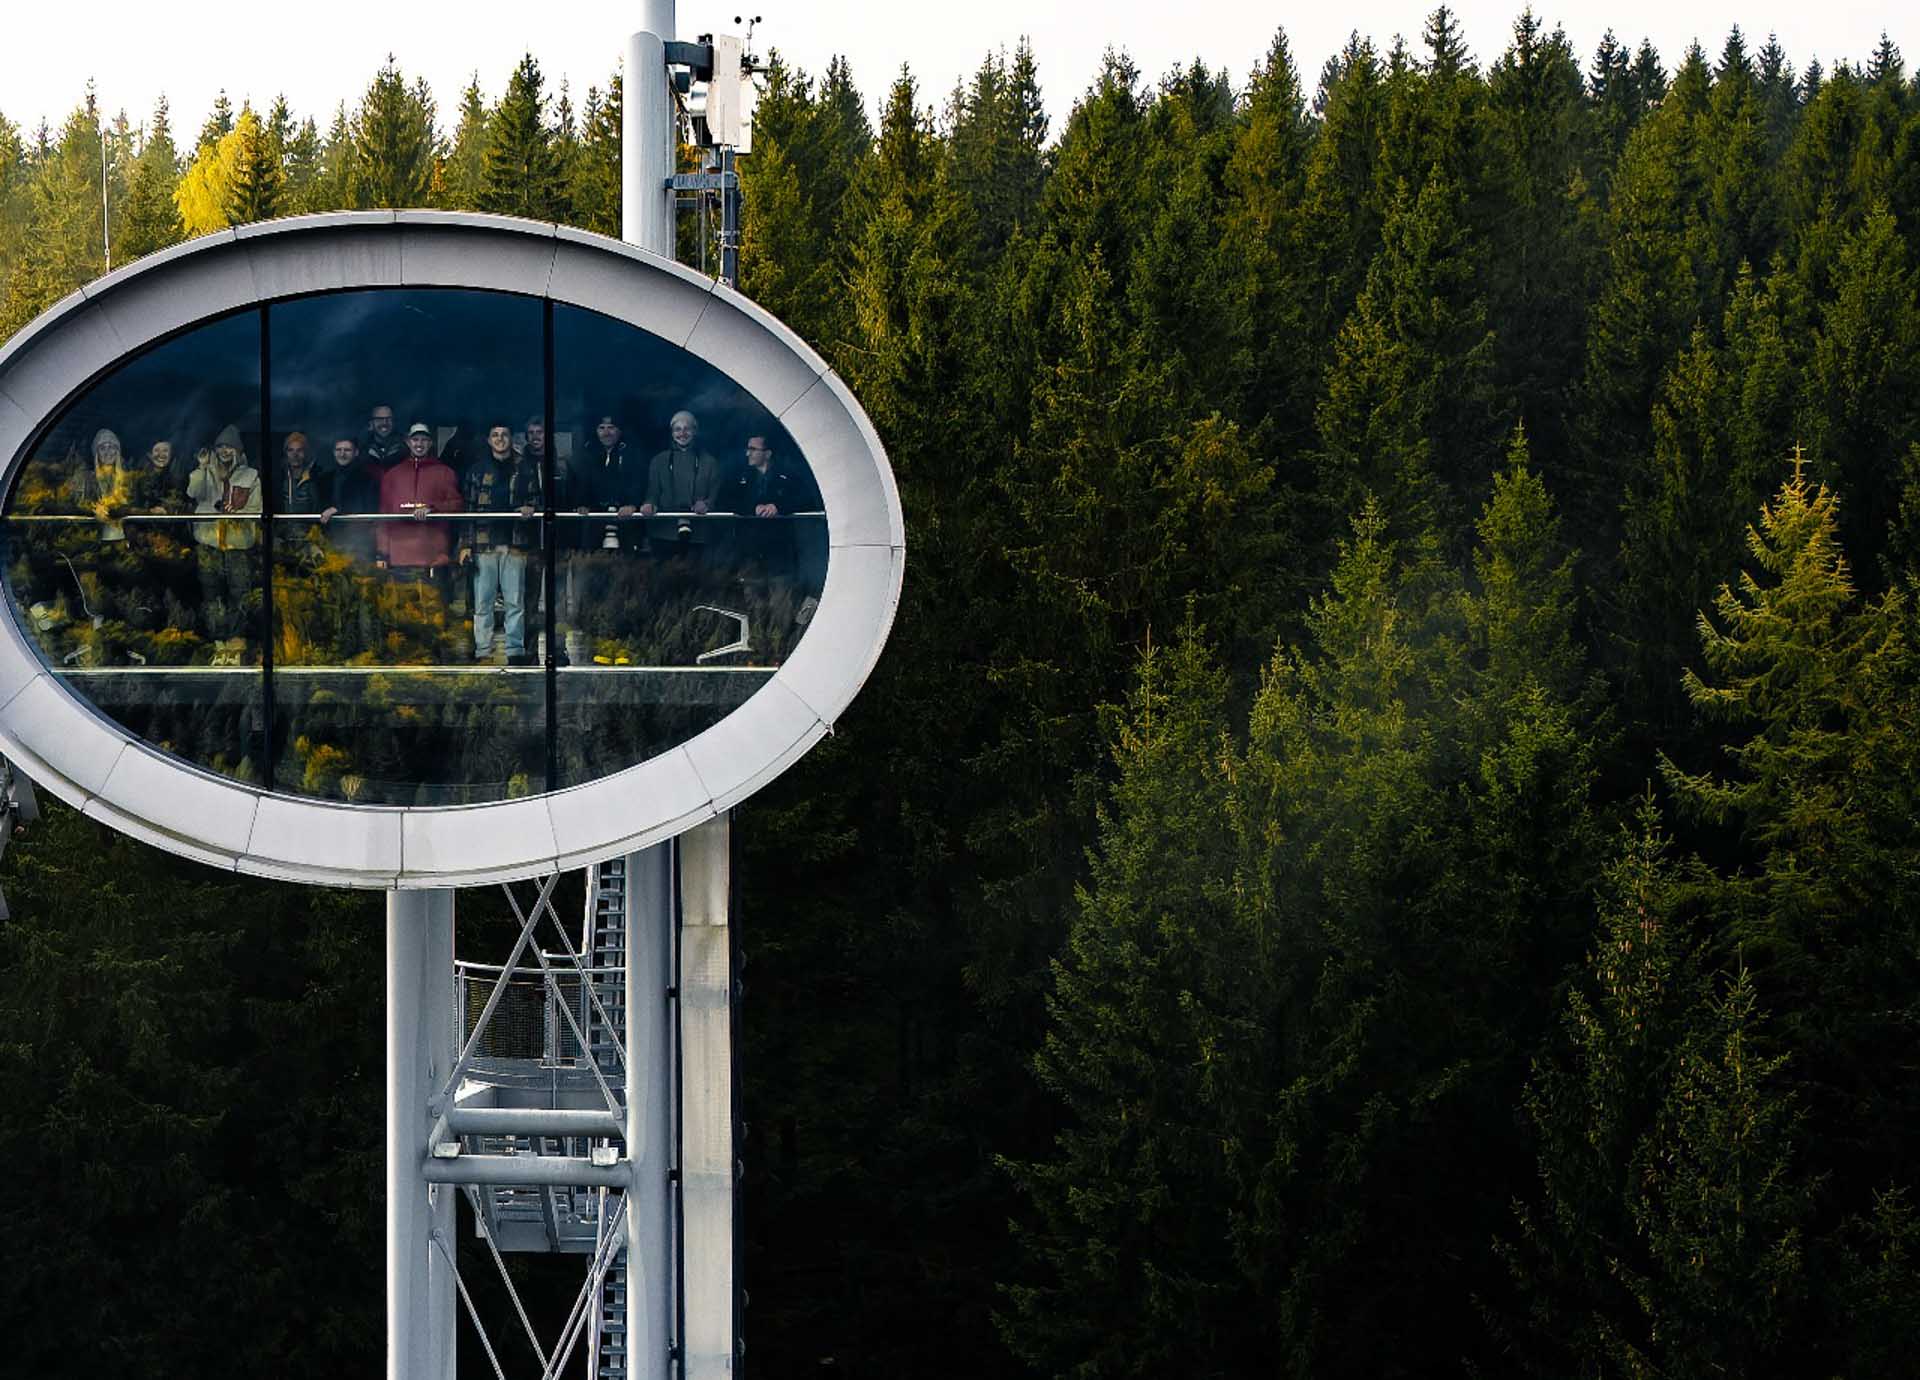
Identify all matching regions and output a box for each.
[174,109,270,237]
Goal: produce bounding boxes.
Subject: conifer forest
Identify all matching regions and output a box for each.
[8,11,1920,1376]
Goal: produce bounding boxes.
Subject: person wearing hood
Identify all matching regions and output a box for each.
[67,428,133,542]
[276,432,324,515]
[375,423,464,575]
[186,423,261,639]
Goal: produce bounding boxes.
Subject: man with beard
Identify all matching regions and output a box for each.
[640,409,722,542]
[362,403,406,467]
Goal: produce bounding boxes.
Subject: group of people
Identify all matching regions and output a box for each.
[48,402,818,666]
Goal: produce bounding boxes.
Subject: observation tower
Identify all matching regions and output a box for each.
[0,6,902,1375]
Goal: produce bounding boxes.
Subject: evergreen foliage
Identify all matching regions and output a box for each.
[3,15,1920,1375]
[478,55,568,220]
[350,57,436,208]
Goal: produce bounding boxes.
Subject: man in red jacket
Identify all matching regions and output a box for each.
[376,424,464,575]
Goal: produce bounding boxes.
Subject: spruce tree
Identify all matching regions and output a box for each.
[223,107,285,226]
[440,75,490,210]
[1796,206,1920,569]
[197,89,234,149]
[1659,465,1920,1370]
[569,74,621,237]
[311,104,355,213]
[1506,800,1813,1378]
[1220,29,1317,460]
[350,56,436,208]
[1,102,108,335]
[116,97,183,261]
[1314,169,1499,541]
[281,115,322,213]
[1483,14,1597,467]
[479,54,567,221]
[1299,33,1390,339]
[947,42,1048,256]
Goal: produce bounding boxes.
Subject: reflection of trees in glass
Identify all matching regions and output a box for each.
[278,671,543,806]
[273,525,466,666]
[568,538,816,667]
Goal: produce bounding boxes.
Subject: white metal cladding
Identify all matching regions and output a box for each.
[0,211,905,888]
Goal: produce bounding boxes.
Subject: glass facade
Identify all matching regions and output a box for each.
[1,288,827,804]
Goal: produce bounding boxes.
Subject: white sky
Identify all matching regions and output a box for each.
[0,2,1907,142]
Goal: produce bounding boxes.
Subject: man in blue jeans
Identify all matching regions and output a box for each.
[458,420,542,664]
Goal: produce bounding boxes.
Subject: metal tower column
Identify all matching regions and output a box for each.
[679,815,735,1377]
[625,844,677,1378]
[387,888,457,1380]
[624,0,679,254]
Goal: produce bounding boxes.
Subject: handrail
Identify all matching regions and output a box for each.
[1,509,826,522]
[456,958,624,978]
[56,663,776,675]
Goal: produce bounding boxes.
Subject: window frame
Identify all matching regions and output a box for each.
[0,212,903,888]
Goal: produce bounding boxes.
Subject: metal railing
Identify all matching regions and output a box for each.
[455,958,623,1073]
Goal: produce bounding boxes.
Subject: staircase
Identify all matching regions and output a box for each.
[585,858,631,1380]
[455,858,639,1377]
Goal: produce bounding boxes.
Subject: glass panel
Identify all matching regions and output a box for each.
[2,309,266,783]
[266,289,546,805]
[551,302,827,787]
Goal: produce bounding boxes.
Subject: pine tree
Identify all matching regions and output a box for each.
[1796,206,1920,569]
[310,104,355,212]
[1614,268,1801,737]
[1014,461,1601,1373]
[1505,801,1813,1377]
[1483,14,1597,467]
[1299,33,1391,339]
[439,75,490,210]
[1658,465,1920,1368]
[1220,29,1317,459]
[568,74,621,236]
[948,43,1049,257]
[478,54,567,221]
[0,112,29,288]
[280,113,322,213]
[1780,66,1895,238]
[1756,33,1802,159]
[1314,169,1500,541]
[2,101,108,335]
[350,56,436,208]
[197,89,234,149]
[1866,34,1905,90]
[223,106,284,226]
[116,97,183,260]
[1590,29,1643,168]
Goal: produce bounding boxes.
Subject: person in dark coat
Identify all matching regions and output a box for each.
[560,415,644,662]
[640,410,723,543]
[317,437,382,563]
[458,420,543,663]
[724,435,804,516]
[723,434,810,577]
[571,415,645,552]
[276,432,322,515]
[362,403,406,467]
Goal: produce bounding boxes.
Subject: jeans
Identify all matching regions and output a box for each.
[471,547,527,654]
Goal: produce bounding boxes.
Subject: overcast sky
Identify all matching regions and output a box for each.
[1,2,1906,142]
